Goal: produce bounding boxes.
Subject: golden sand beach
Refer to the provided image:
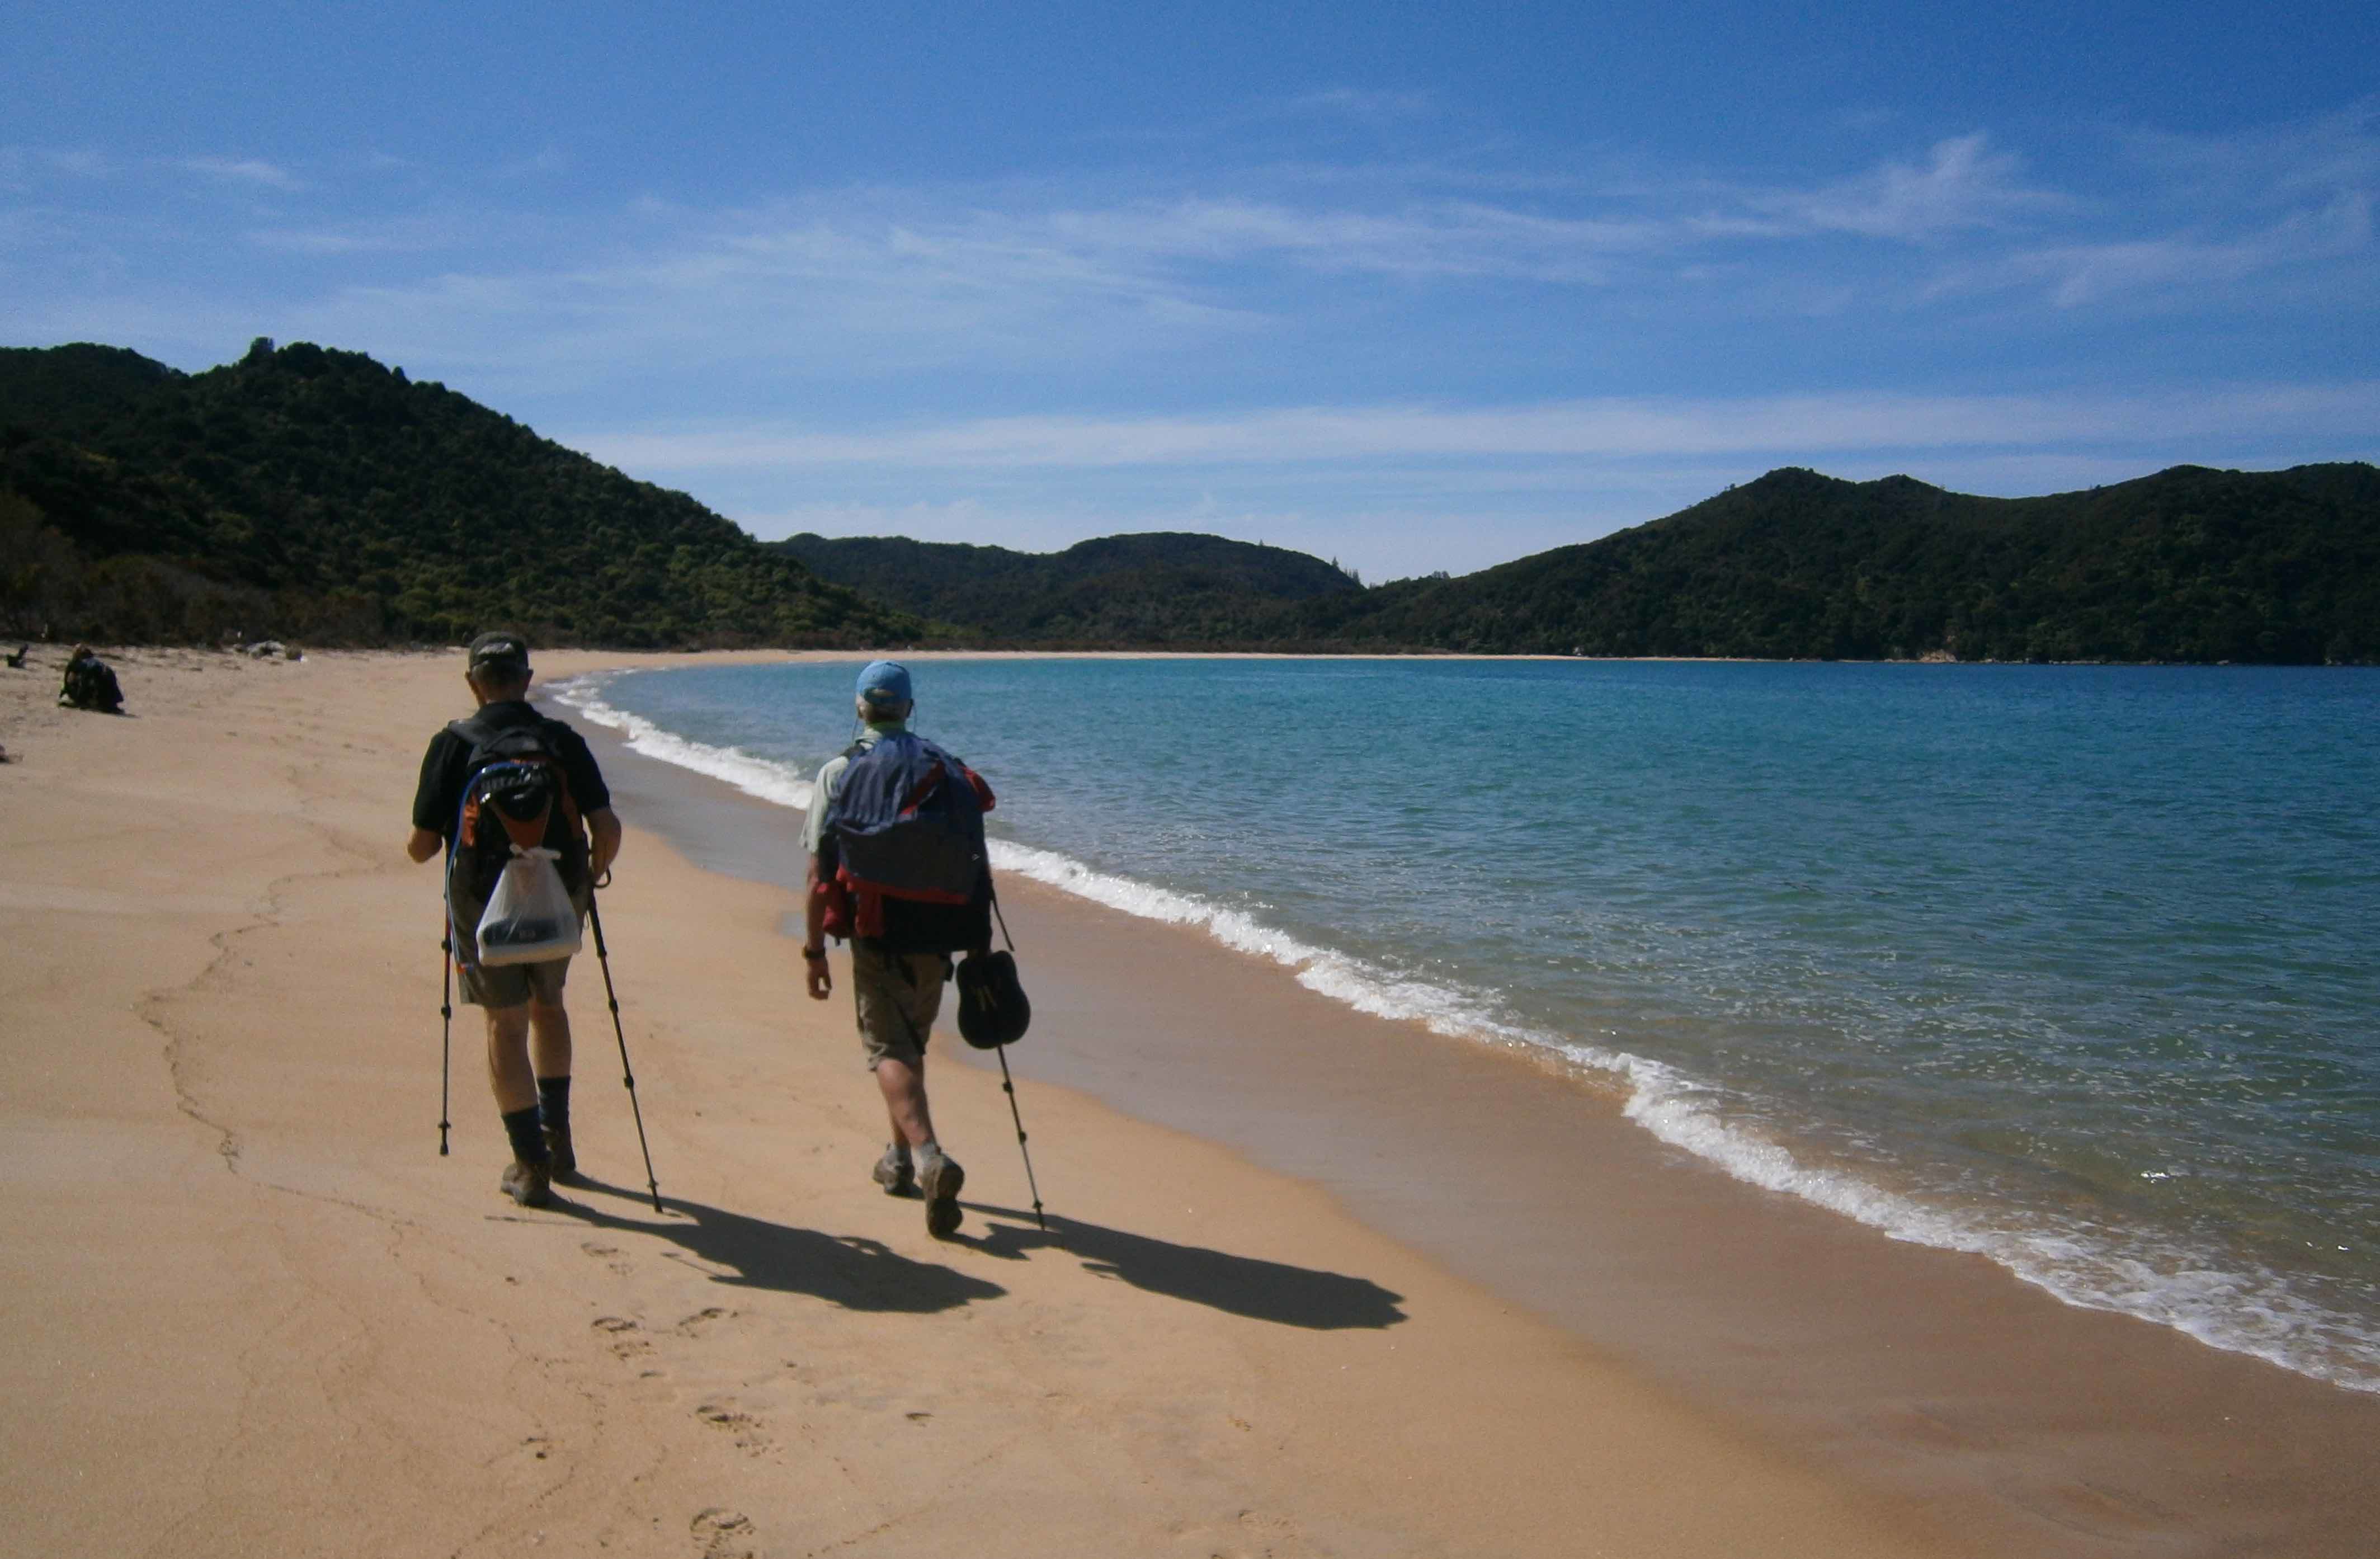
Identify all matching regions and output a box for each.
[2,646,2372,1557]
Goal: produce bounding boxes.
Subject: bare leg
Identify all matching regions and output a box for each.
[873,1054,936,1150]
[529,1000,572,1080]
[484,1005,535,1114]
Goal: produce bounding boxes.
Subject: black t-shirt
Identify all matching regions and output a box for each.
[411,700,611,844]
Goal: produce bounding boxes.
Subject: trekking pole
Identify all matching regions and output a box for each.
[585,889,664,1212]
[985,888,1044,1228]
[994,1044,1044,1230]
[437,925,454,1157]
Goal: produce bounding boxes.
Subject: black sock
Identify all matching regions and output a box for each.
[502,1105,548,1165]
[536,1075,572,1136]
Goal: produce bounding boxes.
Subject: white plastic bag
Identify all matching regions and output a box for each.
[475,847,583,966]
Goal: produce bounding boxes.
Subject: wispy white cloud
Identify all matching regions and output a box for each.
[492,148,571,180]
[1728,134,2063,242]
[1901,106,2380,308]
[0,145,110,191]
[246,209,534,257]
[576,383,2380,475]
[1934,190,2373,308]
[2119,102,2380,207]
[180,156,302,190]
[248,129,2179,387]
[280,140,2078,381]
[1043,194,1667,281]
[1,146,110,181]
[1280,87,1439,127]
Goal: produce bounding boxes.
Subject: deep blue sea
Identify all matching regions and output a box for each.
[553,657,2380,1394]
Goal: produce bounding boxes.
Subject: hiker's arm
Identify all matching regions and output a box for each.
[587,807,622,879]
[802,853,832,1000]
[407,737,459,865]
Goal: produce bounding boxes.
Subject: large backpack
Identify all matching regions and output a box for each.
[59,656,122,713]
[445,716,591,908]
[824,732,993,952]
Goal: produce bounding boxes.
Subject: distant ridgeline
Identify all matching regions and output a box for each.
[1298,465,2380,663]
[0,340,916,647]
[773,531,1365,648]
[790,465,2379,663]
[7,339,2374,661]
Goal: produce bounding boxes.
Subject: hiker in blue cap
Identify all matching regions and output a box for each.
[801,660,996,1238]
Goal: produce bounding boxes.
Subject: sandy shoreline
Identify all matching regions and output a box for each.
[576,651,2380,1557]
[3,645,2373,1557]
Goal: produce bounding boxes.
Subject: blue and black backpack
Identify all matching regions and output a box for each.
[824,731,993,953]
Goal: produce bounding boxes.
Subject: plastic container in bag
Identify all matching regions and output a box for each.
[476,847,583,966]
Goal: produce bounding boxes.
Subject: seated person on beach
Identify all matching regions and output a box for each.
[406,632,621,1209]
[802,660,993,1240]
[58,646,124,713]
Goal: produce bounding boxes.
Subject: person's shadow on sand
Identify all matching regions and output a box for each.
[553,1175,1005,1314]
[959,1201,1407,1330]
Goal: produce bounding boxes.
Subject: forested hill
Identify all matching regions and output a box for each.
[1291,464,2380,663]
[7,339,2372,662]
[0,340,917,647]
[775,531,1363,646]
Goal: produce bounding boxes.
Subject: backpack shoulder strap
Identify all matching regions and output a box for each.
[446,713,499,760]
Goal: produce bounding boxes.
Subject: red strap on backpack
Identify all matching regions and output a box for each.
[810,874,854,940]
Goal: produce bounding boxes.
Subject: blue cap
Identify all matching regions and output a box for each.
[856,660,913,707]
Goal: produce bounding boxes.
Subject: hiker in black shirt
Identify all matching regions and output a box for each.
[407,632,621,1208]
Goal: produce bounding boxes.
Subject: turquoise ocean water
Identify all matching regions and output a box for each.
[553,658,2380,1393]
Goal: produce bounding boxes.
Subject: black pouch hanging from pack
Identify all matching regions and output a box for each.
[956,949,1030,1049]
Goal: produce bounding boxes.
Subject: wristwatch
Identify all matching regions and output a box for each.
[802,945,827,959]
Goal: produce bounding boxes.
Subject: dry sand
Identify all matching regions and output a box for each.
[0,645,2369,1558]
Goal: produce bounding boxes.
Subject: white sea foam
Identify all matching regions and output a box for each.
[553,670,2380,1396]
[1000,837,2380,1392]
[547,672,814,812]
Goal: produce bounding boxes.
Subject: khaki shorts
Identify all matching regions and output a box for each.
[456,950,573,1009]
[851,940,950,1070]
[449,872,589,1009]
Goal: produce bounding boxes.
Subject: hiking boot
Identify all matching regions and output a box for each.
[543,1122,577,1181]
[872,1144,915,1197]
[917,1147,965,1239]
[501,1158,552,1208]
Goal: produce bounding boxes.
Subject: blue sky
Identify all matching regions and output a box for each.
[7,3,2376,580]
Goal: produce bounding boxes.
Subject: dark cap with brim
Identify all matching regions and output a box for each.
[466,630,531,675]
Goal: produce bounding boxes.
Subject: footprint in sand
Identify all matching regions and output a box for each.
[694,1400,770,1455]
[581,1240,634,1277]
[673,1306,733,1337]
[590,1315,651,1360]
[690,1507,755,1559]
[1165,1509,1312,1558]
